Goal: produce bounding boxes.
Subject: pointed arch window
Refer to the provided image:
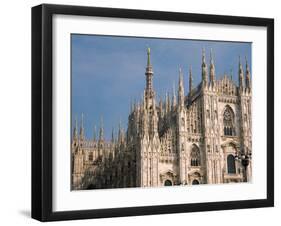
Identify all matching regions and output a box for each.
[223,106,236,136]
[190,145,200,166]
[227,154,236,174]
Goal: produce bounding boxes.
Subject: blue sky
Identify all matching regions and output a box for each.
[71,34,251,140]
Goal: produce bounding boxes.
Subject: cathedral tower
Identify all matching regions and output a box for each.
[138,48,160,187]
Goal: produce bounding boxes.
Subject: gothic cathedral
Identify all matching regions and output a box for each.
[72,48,252,190]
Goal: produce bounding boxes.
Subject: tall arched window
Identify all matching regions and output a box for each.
[88,152,93,161]
[223,106,235,136]
[227,154,236,174]
[190,145,200,166]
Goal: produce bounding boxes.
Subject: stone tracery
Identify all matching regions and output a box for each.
[71,48,252,190]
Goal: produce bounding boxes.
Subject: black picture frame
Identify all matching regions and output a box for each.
[31,4,274,222]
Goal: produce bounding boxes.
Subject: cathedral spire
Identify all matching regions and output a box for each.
[202,48,208,84]
[245,56,251,89]
[130,98,133,113]
[118,120,125,143]
[172,81,177,108]
[159,96,163,116]
[99,116,104,141]
[189,65,193,94]
[73,115,78,140]
[79,113,85,140]
[133,98,136,112]
[165,92,168,113]
[118,119,122,142]
[239,56,244,89]
[111,127,115,143]
[178,67,185,108]
[93,125,97,141]
[145,47,154,103]
[165,92,171,113]
[209,48,215,85]
[230,67,233,81]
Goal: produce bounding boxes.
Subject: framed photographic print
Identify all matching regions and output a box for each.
[31,4,274,221]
